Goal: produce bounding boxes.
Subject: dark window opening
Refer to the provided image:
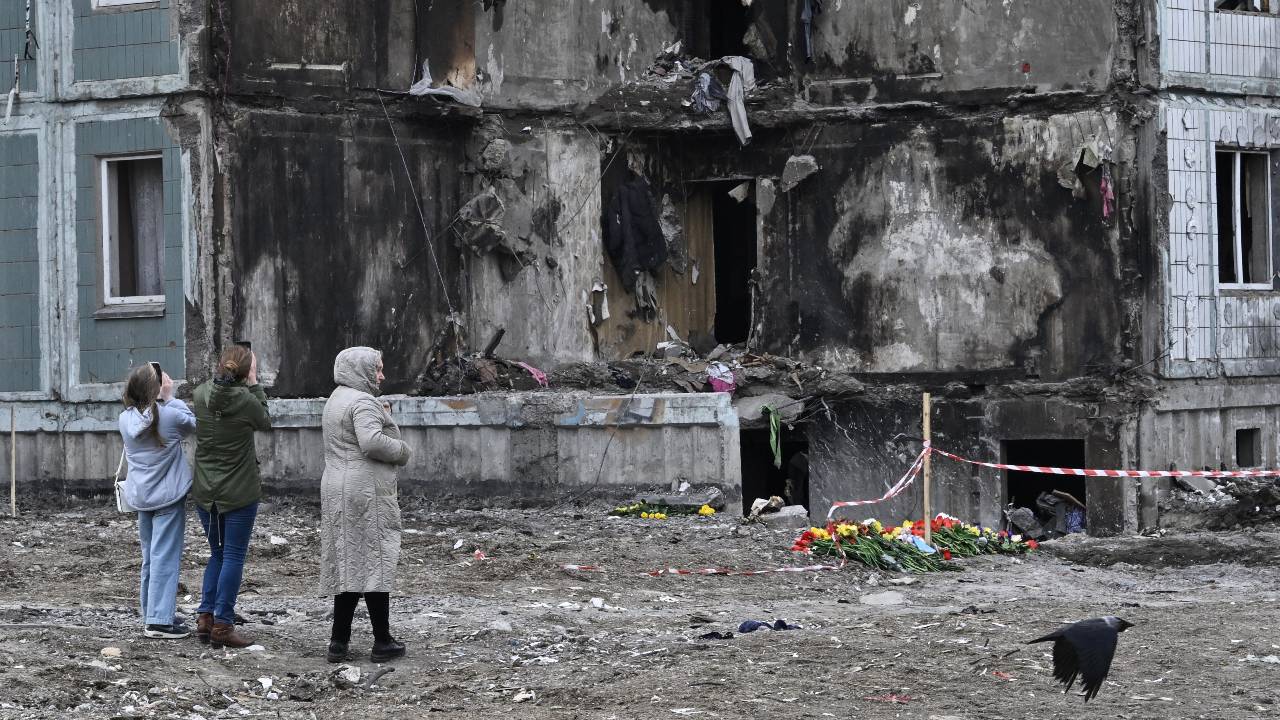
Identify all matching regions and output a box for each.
[740,428,808,515]
[103,156,164,302]
[683,0,752,60]
[1236,428,1261,468]
[711,183,756,344]
[1215,0,1276,14]
[1216,149,1272,286]
[1003,439,1087,512]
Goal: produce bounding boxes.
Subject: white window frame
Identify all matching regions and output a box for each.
[100,154,166,306]
[92,0,156,8]
[1216,148,1274,291]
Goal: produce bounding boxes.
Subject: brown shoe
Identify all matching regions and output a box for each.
[196,613,214,644]
[210,622,253,649]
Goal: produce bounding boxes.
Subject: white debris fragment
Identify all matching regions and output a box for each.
[336,664,362,684]
[513,689,536,703]
[269,535,288,546]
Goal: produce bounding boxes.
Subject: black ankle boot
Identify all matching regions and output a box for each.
[326,640,351,663]
[370,637,405,663]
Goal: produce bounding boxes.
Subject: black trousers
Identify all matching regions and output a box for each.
[330,592,391,643]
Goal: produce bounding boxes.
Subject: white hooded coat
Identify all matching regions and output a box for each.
[318,347,412,594]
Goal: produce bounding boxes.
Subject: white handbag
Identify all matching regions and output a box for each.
[113,450,136,513]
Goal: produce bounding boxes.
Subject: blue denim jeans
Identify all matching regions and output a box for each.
[196,502,258,625]
[138,500,186,626]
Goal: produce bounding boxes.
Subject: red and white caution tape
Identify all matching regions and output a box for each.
[825,445,930,518]
[930,446,1280,478]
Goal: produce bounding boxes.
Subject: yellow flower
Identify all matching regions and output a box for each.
[810,527,831,541]
[640,512,650,519]
[982,527,993,535]
[837,524,857,538]
[698,504,716,516]
[966,525,980,536]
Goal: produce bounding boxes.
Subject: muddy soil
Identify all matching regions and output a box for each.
[1,502,1278,719]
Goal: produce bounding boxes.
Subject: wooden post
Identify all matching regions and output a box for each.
[922,393,932,545]
[9,407,15,518]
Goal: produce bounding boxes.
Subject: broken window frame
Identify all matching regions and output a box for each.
[1214,148,1274,290]
[99,154,166,306]
[1213,0,1279,14]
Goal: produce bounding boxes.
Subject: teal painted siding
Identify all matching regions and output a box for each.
[0,132,41,392]
[72,0,178,82]
[75,117,184,384]
[0,0,37,93]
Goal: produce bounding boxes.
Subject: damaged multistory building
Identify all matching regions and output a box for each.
[2,1,1279,535]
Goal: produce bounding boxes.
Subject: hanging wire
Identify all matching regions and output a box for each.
[374,90,457,316]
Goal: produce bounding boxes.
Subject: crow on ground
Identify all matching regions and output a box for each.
[1028,616,1134,701]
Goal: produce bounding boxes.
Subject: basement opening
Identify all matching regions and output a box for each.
[1236,427,1261,468]
[1003,439,1086,534]
[711,183,757,344]
[739,429,808,515]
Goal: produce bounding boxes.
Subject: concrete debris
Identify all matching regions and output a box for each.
[635,487,725,512]
[756,504,810,529]
[727,181,751,203]
[479,138,512,173]
[735,394,802,426]
[780,155,819,192]
[513,689,537,703]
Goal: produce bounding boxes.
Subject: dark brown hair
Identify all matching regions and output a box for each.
[123,365,164,447]
[219,345,252,381]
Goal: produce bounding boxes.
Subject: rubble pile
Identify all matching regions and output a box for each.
[414,339,865,416]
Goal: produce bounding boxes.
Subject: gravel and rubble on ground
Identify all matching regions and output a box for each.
[1,501,1278,719]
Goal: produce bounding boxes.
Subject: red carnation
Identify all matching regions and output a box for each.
[1026,539,1039,550]
[942,549,952,561]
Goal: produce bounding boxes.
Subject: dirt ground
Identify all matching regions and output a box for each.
[1,499,1278,720]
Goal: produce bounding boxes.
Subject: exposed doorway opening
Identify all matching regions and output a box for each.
[711,183,756,344]
[1003,439,1087,510]
[684,0,752,60]
[739,429,808,515]
[1236,427,1261,467]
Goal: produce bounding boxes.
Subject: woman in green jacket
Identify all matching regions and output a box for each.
[191,344,271,648]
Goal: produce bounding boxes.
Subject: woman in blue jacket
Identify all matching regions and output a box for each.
[119,364,197,639]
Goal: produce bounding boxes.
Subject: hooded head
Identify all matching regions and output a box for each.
[334,346,384,396]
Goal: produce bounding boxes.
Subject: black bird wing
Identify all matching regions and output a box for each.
[1058,620,1120,701]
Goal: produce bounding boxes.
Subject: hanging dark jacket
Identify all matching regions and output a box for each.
[603,176,667,292]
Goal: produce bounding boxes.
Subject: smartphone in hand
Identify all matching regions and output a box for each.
[150,361,162,379]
